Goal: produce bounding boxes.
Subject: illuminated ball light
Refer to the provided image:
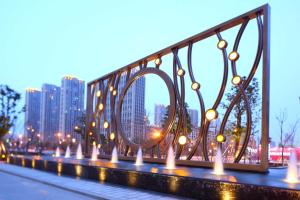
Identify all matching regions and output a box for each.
[109,86,114,92]
[205,109,218,121]
[178,135,187,145]
[99,103,104,111]
[191,82,200,90]
[217,40,227,49]
[216,134,226,143]
[92,122,96,127]
[112,90,117,96]
[89,132,93,136]
[154,58,162,66]
[96,90,101,97]
[177,68,185,76]
[103,121,109,129]
[231,75,242,85]
[110,132,115,140]
[228,51,239,61]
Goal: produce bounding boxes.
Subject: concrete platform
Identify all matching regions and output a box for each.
[6,155,300,199]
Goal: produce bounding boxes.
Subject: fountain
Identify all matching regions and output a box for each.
[55,147,60,157]
[135,146,143,166]
[285,149,299,183]
[65,145,71,158]
[76,143,83,159]
[91,142,98,161]
[111,146,118,163]
[166,145,176,170]
[213,147,224,175]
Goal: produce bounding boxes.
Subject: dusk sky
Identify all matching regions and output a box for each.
[1,0,300,144]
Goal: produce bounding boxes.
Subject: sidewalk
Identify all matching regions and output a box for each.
[0,163,188,200]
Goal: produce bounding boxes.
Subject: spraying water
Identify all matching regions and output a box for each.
[91,142,98,161]
[111,146,118,163]
[76,143,83,159]
[135,146,143,166]
[65,145,71,158]
[285,149,299,183]
[55,147,60,157]
[213,147,224,175]
[166,145,176,170]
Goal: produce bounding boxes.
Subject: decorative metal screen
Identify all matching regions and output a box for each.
[86,4,270,172]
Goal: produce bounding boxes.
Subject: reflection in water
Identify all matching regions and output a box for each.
[173,169,190,177]
[203,174,237,182]
[57,162,62,176]
[150,167,159,173]
[99,168,107,182]
[220,190,236,200]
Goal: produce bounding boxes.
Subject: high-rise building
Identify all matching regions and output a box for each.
[98,70,145,144]
[154,104,166,127]
[40,84,61,142]
[59,75,85,141]
[24,88,41,139]
[187,108,198,128]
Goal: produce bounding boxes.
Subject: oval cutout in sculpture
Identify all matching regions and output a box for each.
[116,68,176,151]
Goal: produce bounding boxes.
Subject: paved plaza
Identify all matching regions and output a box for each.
[0,163,188,200]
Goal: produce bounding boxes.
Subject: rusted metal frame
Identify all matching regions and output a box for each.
[85,84,93,155]
[101,78,113,141]
[88,4,268,85]
[173,49,187,159]
[260,5,270,172]
[186,42,207,160]
[116,68,176,151]
[234,15,264,163]
[201,31,230,161]
[109,73,121,147]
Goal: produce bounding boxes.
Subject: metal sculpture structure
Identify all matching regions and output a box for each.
[86,4,270,172]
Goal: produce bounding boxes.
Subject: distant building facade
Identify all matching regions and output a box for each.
[40,84,61,142]
[154,104,166,127]
[24,88,41,138]
[98,70,145,144]
[59,75,85,141]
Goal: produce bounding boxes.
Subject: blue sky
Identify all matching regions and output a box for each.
[0,0,300,144]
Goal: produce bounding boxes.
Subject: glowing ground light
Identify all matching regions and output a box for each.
[216,134,226,143]
[96,90,101,97]
[109,86,114,92]
[103,121,109,129]
[191,82,200,90]
[110,132,115,140]
[155,58,162,66]
[205,109,218,121]
[178,135,187,145]
[112,90,117,96]
[231,75,242,85]
[217,40,228,49]
[228,51,239,61]
[98,103,104,111]
[177,68,185,76]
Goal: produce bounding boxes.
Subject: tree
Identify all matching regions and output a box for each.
[276,109,287,166]
[0,85,24,156]
[161,102,193,135]
[221,77,260,156]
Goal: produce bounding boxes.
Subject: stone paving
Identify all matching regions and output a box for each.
[0,163,189,200]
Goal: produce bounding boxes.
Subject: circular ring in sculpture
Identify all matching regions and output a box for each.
[116,67,176,150]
